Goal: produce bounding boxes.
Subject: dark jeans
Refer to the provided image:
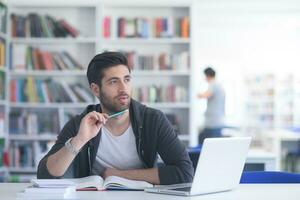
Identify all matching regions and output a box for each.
[198,127,223,145]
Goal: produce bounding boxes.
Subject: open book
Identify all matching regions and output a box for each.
[32,175,153,191]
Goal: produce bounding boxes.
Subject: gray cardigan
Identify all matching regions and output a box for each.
[37,99,194,185]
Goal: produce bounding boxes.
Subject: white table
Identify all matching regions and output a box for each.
[1,183,300,200]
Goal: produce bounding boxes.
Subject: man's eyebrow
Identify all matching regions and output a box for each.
[105,75,131,82]
[105,77,120,82]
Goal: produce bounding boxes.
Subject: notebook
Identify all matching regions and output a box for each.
[145,137,251,196]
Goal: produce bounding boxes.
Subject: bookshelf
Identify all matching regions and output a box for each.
[98,0,196,146]
[245,73,300,131]
[0,0,7,182]
[2,0,197,178]
[6,0,99,178]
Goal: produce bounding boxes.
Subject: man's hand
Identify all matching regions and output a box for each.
[197,91,213,99]
[102,168,160,185]
[75,111,108,145]
[102,168,121,179]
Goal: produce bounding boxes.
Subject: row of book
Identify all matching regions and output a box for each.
[9,141,35,168]
[132,85,188,103]
[0,71,4,100]
[9,110,60,135]
[123,51,189,71]
[0,39,5,66]
[0,138,4,167]
[11,13,79,38]
[9,140,53,169]
[12,45,84,71]
[103,16,189,38]
[0,3,6,34]
[10,77,94,103]
[0,112,4,136]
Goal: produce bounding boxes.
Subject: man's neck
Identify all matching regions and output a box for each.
[104,112,131,136]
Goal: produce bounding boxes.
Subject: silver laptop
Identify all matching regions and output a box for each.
[146,137,251,196]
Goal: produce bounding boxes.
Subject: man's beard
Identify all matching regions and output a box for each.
[99,91,130,113]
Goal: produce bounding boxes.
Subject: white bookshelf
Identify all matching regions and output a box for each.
[0,0,8,182]
[99,0,195,141]
[245,73,300,131]
[6,0,99,176]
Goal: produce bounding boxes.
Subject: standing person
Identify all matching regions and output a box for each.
[37,51,193,185]
[197,67,225,145]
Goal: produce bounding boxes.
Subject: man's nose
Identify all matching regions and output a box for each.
[118,81,127,91]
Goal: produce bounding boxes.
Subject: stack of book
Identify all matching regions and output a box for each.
[17,184,76,199]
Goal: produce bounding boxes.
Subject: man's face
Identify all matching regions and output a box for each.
[99,65,132,113]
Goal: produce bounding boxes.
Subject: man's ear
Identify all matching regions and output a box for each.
[90,83,100,97]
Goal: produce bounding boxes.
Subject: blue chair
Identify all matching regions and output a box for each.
[188,146,201,170]
[240,171,300,184]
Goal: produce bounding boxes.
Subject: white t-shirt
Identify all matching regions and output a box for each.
[92,124,144,175]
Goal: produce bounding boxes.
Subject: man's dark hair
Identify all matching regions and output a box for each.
[87,51,130,86]
[204,67,216,77]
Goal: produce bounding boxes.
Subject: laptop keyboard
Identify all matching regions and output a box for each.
[170,186,191,192]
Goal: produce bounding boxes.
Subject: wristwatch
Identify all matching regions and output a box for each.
[65,138,80,156]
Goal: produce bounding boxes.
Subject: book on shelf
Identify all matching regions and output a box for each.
[0,71,4,99]
[8,140,54,170]
[9,109,59,135]
[0,113,4,136]
[11,13,80,38]
[32,175,153,191]
[12,44,84,71]
[0,2,7,34]
[103,16,189,38]
[10,77,93,103]
[9,141,34,168]
[0,39,5,66]
[0,138,4,166]
[132,85,188,103]
[119,50,189,71]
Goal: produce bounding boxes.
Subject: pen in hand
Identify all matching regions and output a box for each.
[107,109,128,119]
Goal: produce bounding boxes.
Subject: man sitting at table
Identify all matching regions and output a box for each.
[37,52,194,185]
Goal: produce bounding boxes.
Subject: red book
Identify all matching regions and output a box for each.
[10,80,16,102]
[59,19,80,37]
[103,16,111,38]
[118,17,125,38]
[32,48,40,70]
[181,17,189,38]
[42,51,54,71]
